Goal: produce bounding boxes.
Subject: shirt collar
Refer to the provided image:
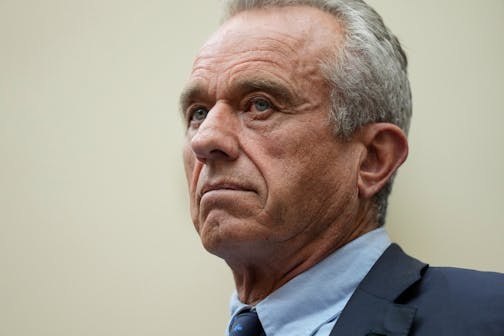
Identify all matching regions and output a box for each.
[228,228,391,336]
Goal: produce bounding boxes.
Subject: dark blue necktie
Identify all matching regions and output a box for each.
[229,309,265,336]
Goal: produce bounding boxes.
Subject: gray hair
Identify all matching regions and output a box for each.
[223,0,412,227]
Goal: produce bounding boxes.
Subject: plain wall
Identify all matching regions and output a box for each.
[1,1,502,335]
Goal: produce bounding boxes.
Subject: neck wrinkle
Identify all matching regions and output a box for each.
[230,200,378,305]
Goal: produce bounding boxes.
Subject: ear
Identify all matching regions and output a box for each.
[356,123,409,199]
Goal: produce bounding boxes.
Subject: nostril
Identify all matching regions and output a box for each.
[196,156,207,164]
[210,149,232,159]
[195,149,232,163]
[193,142,234,162]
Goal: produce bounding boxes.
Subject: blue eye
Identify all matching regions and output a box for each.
[251,98,271,112]
[191,108,208,122]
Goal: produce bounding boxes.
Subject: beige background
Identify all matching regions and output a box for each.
[1,1,503,335]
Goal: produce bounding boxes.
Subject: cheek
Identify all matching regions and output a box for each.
[183,142,207,231]
[182,146,193,181]
[182,145,198,205]
[246,132,314,221]
[255,124,357,217]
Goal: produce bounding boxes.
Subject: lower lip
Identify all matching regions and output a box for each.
[201,189,253,199]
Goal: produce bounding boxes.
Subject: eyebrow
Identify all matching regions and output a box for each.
[233,78,297,104]
[179,83,207,116]
[179,78,297,115]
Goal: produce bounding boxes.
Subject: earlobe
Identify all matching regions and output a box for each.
[357,123,409,199]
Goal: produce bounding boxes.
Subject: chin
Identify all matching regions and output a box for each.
[198,215,268,258]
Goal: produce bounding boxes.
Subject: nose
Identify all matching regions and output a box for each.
[190,102,239,163]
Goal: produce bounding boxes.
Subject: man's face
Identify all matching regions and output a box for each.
[181,6,363,263]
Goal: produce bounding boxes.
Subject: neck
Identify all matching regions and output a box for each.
[228,201,378,305]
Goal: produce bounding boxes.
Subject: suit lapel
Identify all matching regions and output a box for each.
[329,244,428,336]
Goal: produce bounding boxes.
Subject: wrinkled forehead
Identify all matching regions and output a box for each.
[195,5,344,66]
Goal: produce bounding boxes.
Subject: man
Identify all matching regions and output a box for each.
[180,0,504,335]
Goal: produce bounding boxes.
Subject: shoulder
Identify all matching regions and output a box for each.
[334,244,504,335]
[406,266,504,335]
[419,266,504,303]
[423,265,504,288]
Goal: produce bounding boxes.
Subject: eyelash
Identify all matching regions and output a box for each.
[187,105,208,123]
[244,96,277,119]
[186,95,277,127]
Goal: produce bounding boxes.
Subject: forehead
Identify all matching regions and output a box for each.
[183,6,344,98]
[203,6,337,53]
[203,6,342,62]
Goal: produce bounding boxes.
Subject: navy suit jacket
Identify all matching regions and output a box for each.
[329,244,504,335]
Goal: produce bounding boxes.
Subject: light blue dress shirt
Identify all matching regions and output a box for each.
[226,228,391,336]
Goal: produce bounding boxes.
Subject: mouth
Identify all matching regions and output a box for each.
[199,182,255,200]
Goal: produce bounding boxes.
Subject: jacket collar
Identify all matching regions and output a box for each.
[329,243,428,336]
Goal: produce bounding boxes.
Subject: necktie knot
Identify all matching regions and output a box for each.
[229,309,265,336]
